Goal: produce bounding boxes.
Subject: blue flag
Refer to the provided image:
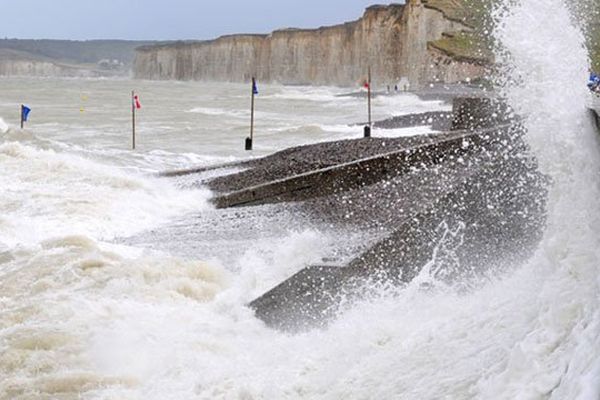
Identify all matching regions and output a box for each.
[252,78,258,95]
[21,105,31,122]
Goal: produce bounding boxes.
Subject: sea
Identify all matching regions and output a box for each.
[1,0,599,398]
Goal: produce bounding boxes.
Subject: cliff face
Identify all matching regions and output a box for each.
[0,58,128,78]
[0,60,81,77]
[0,49,91,77]
[134,1,488,87]
[0,40,160,78]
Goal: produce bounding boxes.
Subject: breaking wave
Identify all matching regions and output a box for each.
[0,140,211,247]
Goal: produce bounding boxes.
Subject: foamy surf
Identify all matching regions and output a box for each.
[0,140,211,247]
[0,235,229,398]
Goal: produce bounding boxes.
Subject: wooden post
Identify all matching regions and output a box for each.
[20,104,24,129]
[131,90,136,150]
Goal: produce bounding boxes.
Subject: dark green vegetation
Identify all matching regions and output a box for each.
[590,26,600,71]
[423,0,495,65]
[428,31,493,64]
[424,0,494,27]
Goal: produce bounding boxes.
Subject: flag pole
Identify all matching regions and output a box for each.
[364,66,372,138]
[20,104,24,129]
[246,77,255,151]
[131,90,136,150]
[368,66,372,127]
[250,78,255,143]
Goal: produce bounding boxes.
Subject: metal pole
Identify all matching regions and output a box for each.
[20,104,23,129]
[364,67,372,138]
[246,77,255,151]
[132,90,136,150]
[368,66,372,127]
[250,78,255,142]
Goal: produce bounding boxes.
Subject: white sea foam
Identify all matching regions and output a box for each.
[0,141,211,247]
[376,92,451,116]
[372,125,436,138]
[187,106,247,117]
[263,86,350,102]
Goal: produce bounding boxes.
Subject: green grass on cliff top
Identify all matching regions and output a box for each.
[588,24,600,71]
[422,0,493,28]
[422,0,495,64]
[424,0,600,69]
[428,31,493,64]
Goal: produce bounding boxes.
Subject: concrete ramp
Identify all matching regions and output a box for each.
[248,123,547,331]
[213,131,481,209]
[250,265,349,330]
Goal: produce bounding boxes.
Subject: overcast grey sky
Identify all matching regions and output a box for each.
[3,1,400,41]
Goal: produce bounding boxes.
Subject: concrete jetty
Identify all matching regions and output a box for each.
[213,130,479,209]
[248,122,546,331]
[129,96,547,332]
[201,97,544,331]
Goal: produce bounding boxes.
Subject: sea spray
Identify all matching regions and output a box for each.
[326,1,600,397]
[476,0,600,397]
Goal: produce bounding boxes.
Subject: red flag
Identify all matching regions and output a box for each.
[133,94,141,109]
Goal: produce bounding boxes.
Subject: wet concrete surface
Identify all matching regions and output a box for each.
[206,134,459,195]
[249,124,547,330]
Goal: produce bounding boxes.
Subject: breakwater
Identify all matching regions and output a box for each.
[151,97,547,331]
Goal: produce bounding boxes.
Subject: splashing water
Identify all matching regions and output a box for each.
[413,221,467,289]
[478,0,600,397]
[1,0,600,398]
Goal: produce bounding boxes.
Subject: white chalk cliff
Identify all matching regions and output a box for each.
[134,1,488,88]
